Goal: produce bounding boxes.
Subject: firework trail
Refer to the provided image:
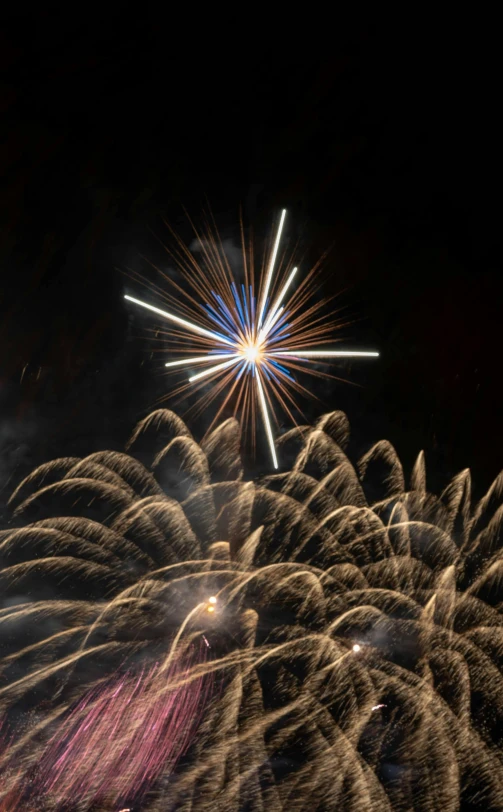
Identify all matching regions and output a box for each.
[0,409,503,809]
[33,642,213,809]
[124,210,378,468]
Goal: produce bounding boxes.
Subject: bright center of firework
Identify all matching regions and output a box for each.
[243,345,260,363]
[125,209,379,471]
[352,644,361,653]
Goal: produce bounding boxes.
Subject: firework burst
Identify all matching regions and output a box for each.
[2,409,503,809]
[125,210,378,468]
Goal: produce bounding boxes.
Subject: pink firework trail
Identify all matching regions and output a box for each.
[35,641,213,809]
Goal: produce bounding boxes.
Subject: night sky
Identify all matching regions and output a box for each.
[1,16,502,515]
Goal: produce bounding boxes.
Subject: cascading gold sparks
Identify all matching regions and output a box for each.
[1,410,503,809]
[124,210,378,468]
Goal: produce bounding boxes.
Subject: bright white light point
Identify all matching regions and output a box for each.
[244,346,259,362]
[208,596,217,604]
[352,644,361,652]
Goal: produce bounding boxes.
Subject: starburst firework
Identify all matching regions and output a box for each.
[125,210,378,468]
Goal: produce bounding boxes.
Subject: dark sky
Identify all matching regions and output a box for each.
[1,16,501,512]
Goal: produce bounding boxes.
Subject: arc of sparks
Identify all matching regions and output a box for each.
[124,210,379,469]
